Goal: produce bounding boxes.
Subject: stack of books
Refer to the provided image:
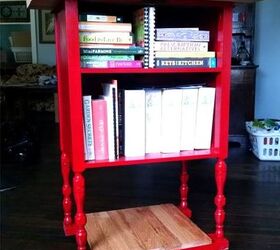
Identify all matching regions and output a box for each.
[83,80,119,161]
[79,14,144,68]
[154,28,216,68]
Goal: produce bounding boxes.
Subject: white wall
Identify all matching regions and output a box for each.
[254,0,280,120]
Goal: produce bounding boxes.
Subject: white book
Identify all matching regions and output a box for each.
[145,89,162,154]
[83,95,95,160]
[160,89,183,153]
[102,80,118,160]
[180,87,199,151]
[124,90,146,157]
[194,87,216,149]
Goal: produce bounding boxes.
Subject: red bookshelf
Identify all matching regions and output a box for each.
[26,0,257,249]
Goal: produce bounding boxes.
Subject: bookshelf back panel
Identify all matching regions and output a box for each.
[82,73,218,95]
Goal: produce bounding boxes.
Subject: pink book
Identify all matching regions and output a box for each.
[92,99,109,160]
[107,60,142,68]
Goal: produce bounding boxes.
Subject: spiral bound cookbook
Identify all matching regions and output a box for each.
[134,7,156,68]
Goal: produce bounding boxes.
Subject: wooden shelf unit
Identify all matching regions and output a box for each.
[27,0,241,249]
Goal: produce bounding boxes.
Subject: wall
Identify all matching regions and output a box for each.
[254,0,280,120]
[35,11,56,66]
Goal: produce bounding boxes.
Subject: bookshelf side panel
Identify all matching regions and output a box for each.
[213,4,233,158]
[56,0,85,171]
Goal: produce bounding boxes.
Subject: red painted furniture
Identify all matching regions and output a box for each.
[27,0,252,249]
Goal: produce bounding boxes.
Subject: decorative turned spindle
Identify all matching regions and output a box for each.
[61,152,72,226]
[214,159,227,238]
[73,173,87,250]
[180,161,192,217]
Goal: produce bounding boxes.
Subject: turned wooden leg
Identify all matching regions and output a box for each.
[73,173,87,250]
[179,161,192,217]
[61,153,73,228]
[214,159,227,239]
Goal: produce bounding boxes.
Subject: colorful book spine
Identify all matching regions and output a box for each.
[79,21,132,32]
[156,28,210,42]
[80,44,134,49]
[81,55,135,61]
[108,60,142,68]
[155,57,216,68]
[81,60,142,68]
[80,32,133,44]
[80,47,145,55]
[79,14,123,23]
[155,51,215,58]
[83,96,95,160]
[133,7,155,68]
[154,41,208,52]
[92,99,109,160]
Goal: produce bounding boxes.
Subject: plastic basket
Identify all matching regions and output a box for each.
[10,47,32,63]
[246,121,280,161]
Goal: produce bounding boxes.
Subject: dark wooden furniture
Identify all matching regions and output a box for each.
[229,65,258,147]
[0,84,57,123]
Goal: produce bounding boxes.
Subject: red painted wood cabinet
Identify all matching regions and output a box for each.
[27,0,248,249]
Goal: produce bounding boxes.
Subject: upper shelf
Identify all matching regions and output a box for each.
[27,0,261,11]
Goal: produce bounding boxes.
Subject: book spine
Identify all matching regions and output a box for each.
[124,90,146,157]
[155,57,216,68]
[80,47,145,55]
[148,7,156,68]
[92,99,109,160]
[79,14,123,23]
[81,55,135,61]
[155,51,215,58]
[180,88,199,151]
[156,29,210,42]
[160,89,183,153]
[101,80,119,160]
[81,60,108,68]
[83,96,95,160]
[112,86,119,159]
[79,32,133,44]
[79,22,132,32]
[145,89,162,154]
[80,44,133,49]
[81,60,143,68]
[194,87,216,149]
[107,60,143,68]
[154,41,208,52]
[133,7,155,68]
[118,90,124,156]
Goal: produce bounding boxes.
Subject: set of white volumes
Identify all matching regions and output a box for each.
[123,86,216,157]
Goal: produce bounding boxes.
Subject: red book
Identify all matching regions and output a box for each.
[92,99,109,160]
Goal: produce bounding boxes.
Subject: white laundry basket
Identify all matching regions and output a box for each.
[246,121,280,161]
[10,47,32,63]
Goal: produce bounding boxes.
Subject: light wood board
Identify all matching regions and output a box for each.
[85,203,211,250]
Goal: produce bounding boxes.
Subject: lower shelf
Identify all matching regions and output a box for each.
[85,203,212,250]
